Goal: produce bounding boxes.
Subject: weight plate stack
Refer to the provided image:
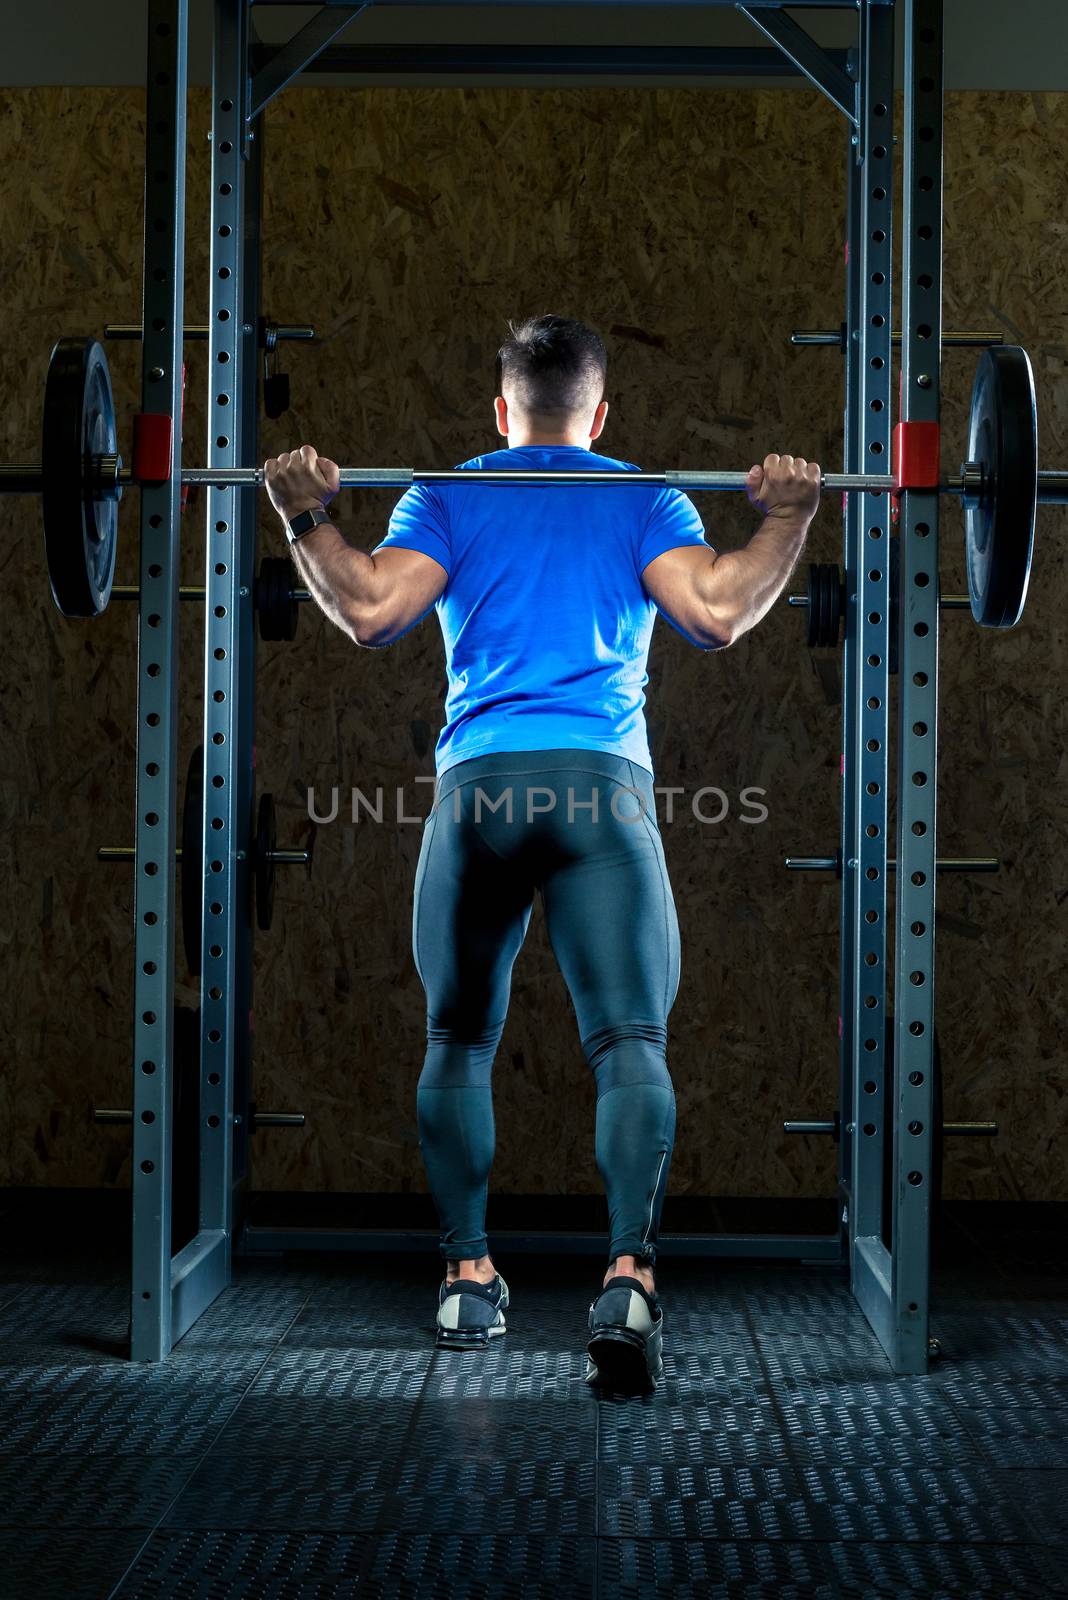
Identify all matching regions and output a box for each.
[806,563,824,647]
[806,563,842,648]
[257,556,299,643]
[822,563,842,646]
[42,337,119,617]
[965,345,1038,628]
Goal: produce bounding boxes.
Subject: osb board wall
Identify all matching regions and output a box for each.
[0,86,1065,1202]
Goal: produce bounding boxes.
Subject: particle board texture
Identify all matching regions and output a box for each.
[0,85,1065,1203]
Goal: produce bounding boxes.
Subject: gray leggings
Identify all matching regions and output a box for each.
[413,749,680,1269]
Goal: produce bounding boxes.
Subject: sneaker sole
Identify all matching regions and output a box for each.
[586,1326,662,1392]
[435,1316,507,1350]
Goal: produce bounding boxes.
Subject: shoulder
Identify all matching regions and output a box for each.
[454,448,512,471]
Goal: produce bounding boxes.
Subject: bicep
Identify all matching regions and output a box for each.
[641,545,726,650]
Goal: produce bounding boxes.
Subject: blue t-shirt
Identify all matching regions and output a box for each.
[373,444,711,776]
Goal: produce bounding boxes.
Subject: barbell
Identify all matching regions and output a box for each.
[4,336,1066,626]
[109,557,311,644]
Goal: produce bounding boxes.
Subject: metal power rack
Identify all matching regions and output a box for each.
[131,0,945,1373]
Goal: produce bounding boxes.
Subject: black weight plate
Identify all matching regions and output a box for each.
[181,745,204,977]
[257,556,299,643]
[263,371,291,420]
[172,1005,200,1253]
[42,337,119,617]
[255,559,277,642]
[820,564,838,647]
[806,563,822,648]
[828,565,842,646]
[255,791,276,933]
[965,345,1037,628]
[818,565,830,647]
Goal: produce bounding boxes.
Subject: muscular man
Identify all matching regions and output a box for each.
[265,315,820,1393]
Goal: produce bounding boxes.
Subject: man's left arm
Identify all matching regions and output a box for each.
[264,446,448,647]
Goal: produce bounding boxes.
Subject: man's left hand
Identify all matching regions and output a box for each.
[264,446,341,521]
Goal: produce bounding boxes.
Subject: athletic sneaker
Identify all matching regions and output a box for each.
[585,1274,664,1392]
[435,1272,510,1349]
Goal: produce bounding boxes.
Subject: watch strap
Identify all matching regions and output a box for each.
[286,507,334,544]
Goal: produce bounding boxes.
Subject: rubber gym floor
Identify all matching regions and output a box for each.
[0,1193,1065,1598]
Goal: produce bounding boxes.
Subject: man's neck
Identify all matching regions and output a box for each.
[506,436,592,450]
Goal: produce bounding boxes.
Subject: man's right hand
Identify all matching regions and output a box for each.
[746,454,822,522]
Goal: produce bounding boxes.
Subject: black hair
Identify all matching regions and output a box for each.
[495,314,607,417]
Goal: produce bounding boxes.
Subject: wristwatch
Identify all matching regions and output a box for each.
[285,506,334,544]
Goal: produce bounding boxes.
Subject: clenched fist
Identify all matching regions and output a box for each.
[746,454,822,522]
[264,445,341,521]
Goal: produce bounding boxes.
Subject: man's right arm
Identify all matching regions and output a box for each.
[642,454,821,650]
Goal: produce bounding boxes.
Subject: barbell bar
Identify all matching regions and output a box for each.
[785,855,999,872]
[783,1118,998,1136]
[108,559,312,644]
[788,590,972,611]
[109,583,310,604]
[103,322,315,344]
[95,746,314,975]
[96,845,310,866]
[95,1106,306,1128]
[7,337,1068,624]
[791,327,1006,349]
[6,457,1068,499]
[0,462,893,493]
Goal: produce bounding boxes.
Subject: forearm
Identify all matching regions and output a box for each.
[696,513,811,642]
[286,519,384,643]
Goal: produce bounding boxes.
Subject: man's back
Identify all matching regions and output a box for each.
[376,443,709,775]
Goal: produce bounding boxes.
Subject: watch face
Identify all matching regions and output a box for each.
[288,510,318,541]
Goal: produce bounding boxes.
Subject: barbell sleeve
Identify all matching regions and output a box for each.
[109,584,314,604]
[788,592,971,609]
[785,1116,998,1136]
[956,466,1068,506]
[785,856,1000,872]
[264,326,316,345]
[0,466,44,493]
[791,328,1005,349]
[104,323,316,343]
[111,585,208,602]
[1036,471,1068,505]
[97,844,309,864]
[94,1106,306,1129]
